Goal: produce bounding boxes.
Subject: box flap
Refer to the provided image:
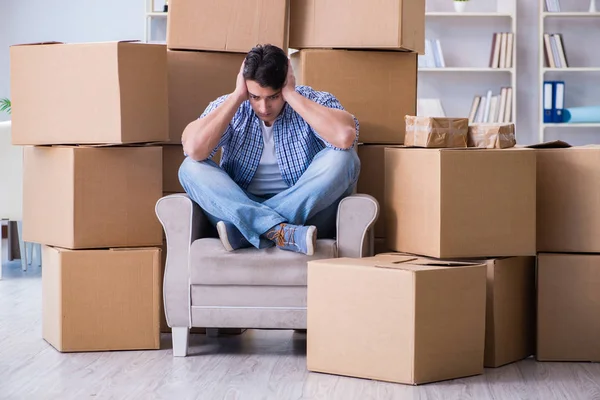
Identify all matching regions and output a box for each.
[12,41,64,47]
[374,254,482,271]
[527,140,571,149]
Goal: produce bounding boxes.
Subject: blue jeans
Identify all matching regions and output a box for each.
[178,148,361,249]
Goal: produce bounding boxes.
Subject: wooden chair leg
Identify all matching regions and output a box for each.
[172,327,189,357]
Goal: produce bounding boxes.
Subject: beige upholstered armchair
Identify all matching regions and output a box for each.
[155,193,379,357]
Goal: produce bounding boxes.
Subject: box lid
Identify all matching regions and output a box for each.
[311,254,484,272]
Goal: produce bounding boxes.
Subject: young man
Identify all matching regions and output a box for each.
[179,44,360,256]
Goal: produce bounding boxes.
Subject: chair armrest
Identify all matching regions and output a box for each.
[336,194,379,258]
[155,194,211,327]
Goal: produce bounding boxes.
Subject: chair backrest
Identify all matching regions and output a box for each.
[0,121,24,220]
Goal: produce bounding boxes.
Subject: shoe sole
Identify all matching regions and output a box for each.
[306,226,317,256]
[216,221,234,252]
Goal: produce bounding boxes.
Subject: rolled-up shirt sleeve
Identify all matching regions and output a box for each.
[196,94,236,160]
[303,88,359,150]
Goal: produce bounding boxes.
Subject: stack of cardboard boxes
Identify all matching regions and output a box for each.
[535,142,600,363]
[161,0,292,194]
[288,0,423,256]
[294,0,539,383]
[9,0,598,377]
[10,41,167,352]
[308,145,538,384]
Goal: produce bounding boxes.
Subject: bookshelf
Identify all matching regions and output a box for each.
[419,0,518,130]
[145,0,168,43]
[538,0,600,143]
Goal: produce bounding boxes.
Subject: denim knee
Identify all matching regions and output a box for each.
[178,157,218,191]
[317,148,361,184]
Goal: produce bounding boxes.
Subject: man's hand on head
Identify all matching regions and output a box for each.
[282,59,296,101]
[233,60,249,103]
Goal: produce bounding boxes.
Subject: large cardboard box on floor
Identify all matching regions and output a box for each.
[10,41,168,145]
[482,257,536,368]
[23,146,163,249]
[167,0,289,53]
[167,50,246,144]
[384,147,536,258]
[537,253,600,362]
[42,246,161,352]
[290,0,425,53]
[292,50,417,144]
[307,254,487,385]
[536,145,600,252]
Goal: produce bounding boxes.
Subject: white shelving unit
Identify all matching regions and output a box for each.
[145,0,168,43]
[419,0,518,128]
[538,1,600,143]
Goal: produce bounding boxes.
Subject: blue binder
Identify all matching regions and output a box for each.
[543,81,554,123]
[553,81,565,123]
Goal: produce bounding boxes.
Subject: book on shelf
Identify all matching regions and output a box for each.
[419,39,445,68]
[544,0,561,12]
[417,98,447,117]
[489,32,514,68]
[468,87,513,124]
[544,33,569,68]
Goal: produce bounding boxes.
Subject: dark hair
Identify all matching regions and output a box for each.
[243,44,288,90]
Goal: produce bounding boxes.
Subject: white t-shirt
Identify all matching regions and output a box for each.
[247,122,288,196]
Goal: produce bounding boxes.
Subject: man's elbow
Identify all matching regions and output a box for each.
[182,142,208,162]
[336,127,357,150]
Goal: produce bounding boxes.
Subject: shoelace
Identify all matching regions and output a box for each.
[266,223,296,247]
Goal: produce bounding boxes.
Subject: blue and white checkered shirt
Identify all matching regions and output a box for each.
[202,85,359,191]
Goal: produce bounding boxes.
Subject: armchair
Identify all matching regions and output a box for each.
[155,193,379,356]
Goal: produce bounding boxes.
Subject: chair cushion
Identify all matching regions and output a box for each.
[189,238,337,286]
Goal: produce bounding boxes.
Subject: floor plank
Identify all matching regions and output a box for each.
[2,242,600,400]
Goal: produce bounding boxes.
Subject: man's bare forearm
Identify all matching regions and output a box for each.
[182,93,245,161]
[284,91,356,149]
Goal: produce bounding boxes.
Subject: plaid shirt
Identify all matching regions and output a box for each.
[202,85,359,190]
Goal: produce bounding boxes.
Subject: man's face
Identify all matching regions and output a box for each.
[245,80,286,126]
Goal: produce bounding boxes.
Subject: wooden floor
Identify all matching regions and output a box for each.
[2,245,600,399]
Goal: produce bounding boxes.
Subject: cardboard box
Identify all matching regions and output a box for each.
[290,0,425,53]
[167,50,246,143]
[357,145,390,238]
[42,246,161,352]
[10,42,168,145]
[536,145,600,253]
[163,145,186,193]
[483,257,536,368]
[23,146,163,249]
[468,123,516,149]
[167,0,289,53]
[405,116,468,148]
[292,50,417,144]
[384,147,536,258]
[307,254,486,385]
[537,253,600,362]
[374,238,390,255]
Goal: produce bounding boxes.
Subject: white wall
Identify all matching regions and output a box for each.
[1,0,599,144]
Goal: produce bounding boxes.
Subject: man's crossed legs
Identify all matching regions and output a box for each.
[178,148,360,255]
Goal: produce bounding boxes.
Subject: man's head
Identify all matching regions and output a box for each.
[243,44,288,125]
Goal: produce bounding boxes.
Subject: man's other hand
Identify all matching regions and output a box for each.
[233,60,248,102]
[282,59,296,101]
